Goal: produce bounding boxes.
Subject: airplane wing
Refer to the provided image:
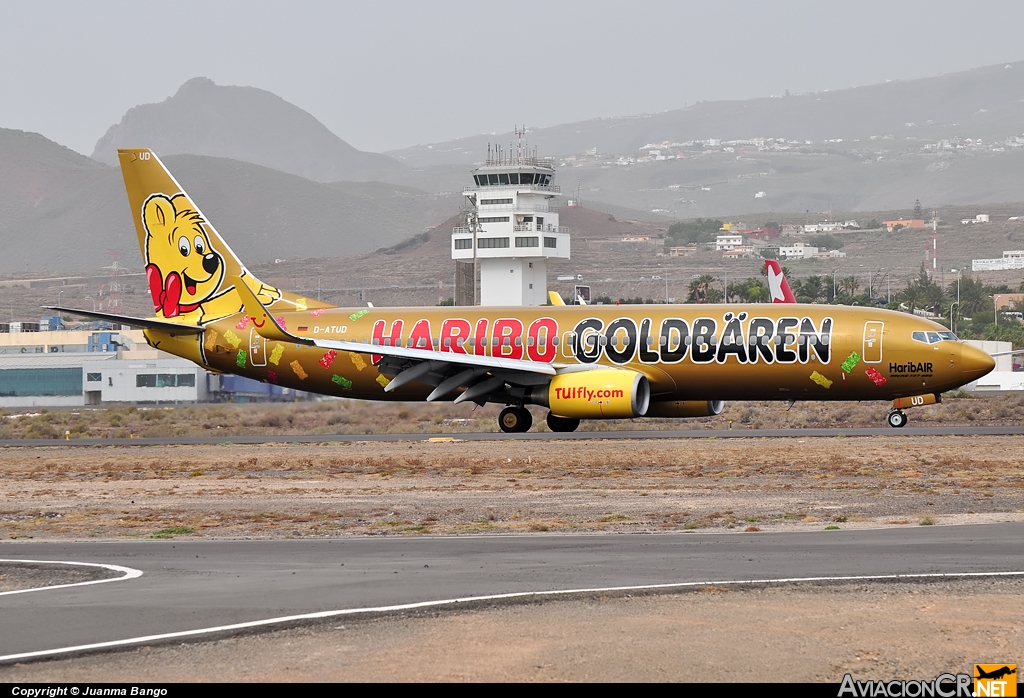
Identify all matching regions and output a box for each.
[232,278,564,405]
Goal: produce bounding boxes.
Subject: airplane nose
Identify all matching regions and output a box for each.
[960,343,996,382]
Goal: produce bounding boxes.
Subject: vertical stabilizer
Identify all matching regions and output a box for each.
[765,259,797,303]
[117,148,330,322]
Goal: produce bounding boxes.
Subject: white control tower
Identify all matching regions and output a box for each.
[452,134,570,306]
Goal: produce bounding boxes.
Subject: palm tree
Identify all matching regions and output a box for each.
[687,274,716,303]
[958,275,991,319]
[799,275,826,303]
[899,284,922,315]
[922,283,947,315]
[743,279,769,303]
[840,276,860,297]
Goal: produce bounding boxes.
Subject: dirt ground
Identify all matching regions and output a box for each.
[1,435,1022,682]
[2,436,1023,539]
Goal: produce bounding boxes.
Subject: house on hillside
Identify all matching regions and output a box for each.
[669,246,697,257]
[716,233,744,251]
[883,218,926,232]
[961,214,990,224]
[972,251,1024,271]
[779,242,818,259]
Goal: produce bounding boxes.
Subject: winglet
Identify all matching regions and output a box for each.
[548,291,565,306]
[232,276,312,345]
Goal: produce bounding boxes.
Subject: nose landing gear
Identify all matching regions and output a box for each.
[886,410,908,428]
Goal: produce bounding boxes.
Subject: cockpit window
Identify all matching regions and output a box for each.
[913,330,959,344]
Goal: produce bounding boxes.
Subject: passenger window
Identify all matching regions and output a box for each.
[561,333,575,357]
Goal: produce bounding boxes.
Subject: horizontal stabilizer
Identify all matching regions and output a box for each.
[232,276,312,345]
[45,306,204,334]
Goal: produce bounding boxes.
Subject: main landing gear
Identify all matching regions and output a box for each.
[498,406,533,433]
[886,410,908,428]
[546,412,581,433]
[497,407,582,433]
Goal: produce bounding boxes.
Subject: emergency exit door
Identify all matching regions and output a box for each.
[862,321,884,363]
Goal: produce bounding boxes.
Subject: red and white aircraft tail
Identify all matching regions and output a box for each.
[765,260,796,303]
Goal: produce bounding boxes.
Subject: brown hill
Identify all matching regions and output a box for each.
[92,77,406,183]
[0,128,458,274]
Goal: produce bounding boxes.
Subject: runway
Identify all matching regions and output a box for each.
[2,523,1023,662]
[3,424,1024,447]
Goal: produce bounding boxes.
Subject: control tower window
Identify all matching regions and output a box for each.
[509,173,520,184]
[499,173,510,185]
[488,174,499,185]
[520,173,534,185]
[473,175,484,186]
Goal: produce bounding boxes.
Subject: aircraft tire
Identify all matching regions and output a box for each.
[499,406,533,433]
[887,410,908,428]
[546,412,581,433]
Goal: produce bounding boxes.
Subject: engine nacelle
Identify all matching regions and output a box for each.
[542,370,650,419]
[645,400,725,418]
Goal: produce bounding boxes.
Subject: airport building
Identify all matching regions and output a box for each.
[0,323,299,406]
[452,141,570,306]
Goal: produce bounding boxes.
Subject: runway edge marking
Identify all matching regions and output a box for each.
[2,570,1023,663]
[0,559,143,597]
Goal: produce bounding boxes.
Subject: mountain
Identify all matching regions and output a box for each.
[389,61,1024,166]
[92,77,406,183]
[0,128,456,273]
[385,61,1024,217]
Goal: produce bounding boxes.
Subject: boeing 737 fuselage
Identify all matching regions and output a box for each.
[53,150,995,432]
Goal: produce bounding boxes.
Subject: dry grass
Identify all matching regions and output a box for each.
[2,392,1023,441]
[1,436,1022,540]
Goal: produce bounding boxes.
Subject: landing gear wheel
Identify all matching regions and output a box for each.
[546,412,581,433]
[887,410,908,428]
[499,406,533,433]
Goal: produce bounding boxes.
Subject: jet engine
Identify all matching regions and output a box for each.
[531,370,650,419]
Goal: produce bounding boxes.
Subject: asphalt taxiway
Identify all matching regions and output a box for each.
[2,523,1023,662]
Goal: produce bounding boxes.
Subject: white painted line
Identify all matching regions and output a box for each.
[1,569,1022,663]
[0,559,143,597]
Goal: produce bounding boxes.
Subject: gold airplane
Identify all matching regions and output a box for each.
[52,149,995,432]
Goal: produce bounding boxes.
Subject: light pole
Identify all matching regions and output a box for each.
[831,270,838,303]
[950,301,959,334]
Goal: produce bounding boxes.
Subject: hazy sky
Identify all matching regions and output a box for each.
[5,0,1024,155]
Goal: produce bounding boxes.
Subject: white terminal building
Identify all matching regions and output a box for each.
[452,147,570,305]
